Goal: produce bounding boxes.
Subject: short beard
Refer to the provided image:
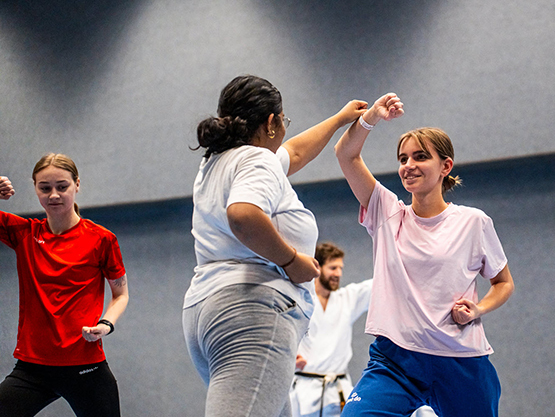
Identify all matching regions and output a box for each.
[319,275,339,292]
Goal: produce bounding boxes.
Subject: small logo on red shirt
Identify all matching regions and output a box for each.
[34,237,45,244]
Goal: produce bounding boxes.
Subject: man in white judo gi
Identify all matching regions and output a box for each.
[289,243,436,417]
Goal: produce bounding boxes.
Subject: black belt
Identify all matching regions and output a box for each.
[294,371,347,416]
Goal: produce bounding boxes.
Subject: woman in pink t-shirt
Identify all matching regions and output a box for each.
[335,94,514,417]
[0,154,129,417]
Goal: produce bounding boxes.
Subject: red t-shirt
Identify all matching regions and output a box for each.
[0,211,126,366]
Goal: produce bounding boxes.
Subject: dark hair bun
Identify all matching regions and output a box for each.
[193,75,283,158]
[197,116,250,156]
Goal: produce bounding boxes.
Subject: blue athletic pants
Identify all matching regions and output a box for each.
[341,336,501,417]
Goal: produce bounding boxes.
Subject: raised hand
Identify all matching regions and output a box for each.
[335,99,369,126]
[0,176,15,200]
[364,93,404,123]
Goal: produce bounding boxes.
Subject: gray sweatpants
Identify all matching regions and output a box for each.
[183,284,309,417]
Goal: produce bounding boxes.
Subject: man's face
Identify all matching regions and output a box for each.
[318,257,344,292]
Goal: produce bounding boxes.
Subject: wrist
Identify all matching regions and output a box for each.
[327,112,348,131]
[97,319,114,335]
[362,108,381,126]
[359,117,375,131]
[279,247,297,269]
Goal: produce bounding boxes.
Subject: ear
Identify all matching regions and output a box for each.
[75,178,80,193]
[265,113,276,134]
[441,157,454,178]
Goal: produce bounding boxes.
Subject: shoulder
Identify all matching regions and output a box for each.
[217,146,283,174]
[79,218,118,241]
[449,203,492,223]
[0,211,40,227]
[231,146,285,180]
[372,181,406,209]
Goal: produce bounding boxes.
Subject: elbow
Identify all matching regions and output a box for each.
[334,143,347,164]
[507,280,515,298]
[504,265,515,297]
[334,142,356,164]
[333,142,342,157]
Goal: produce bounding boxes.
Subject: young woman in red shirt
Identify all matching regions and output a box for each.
[0,153,129,417]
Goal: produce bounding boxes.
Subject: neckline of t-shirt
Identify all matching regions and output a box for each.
[43,218,83,236]
[408,202,455,225]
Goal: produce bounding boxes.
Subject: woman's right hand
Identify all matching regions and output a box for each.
[284,251,320,284]
[295,354,307,370]
[0,176,15,200]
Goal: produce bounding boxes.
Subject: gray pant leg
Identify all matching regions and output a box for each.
[183,284,309,417]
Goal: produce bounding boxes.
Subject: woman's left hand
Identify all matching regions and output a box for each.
[82,324,110,342]
[451,298,481,325]
[335,100,368,126]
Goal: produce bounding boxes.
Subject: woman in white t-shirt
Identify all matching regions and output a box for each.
[335,93,515,417]
[183,75,368,417]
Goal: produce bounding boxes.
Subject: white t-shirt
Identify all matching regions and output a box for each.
[361,181,507,357]
[290,279,372,416]
[184,146,318,317]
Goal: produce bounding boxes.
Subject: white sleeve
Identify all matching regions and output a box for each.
[275,146,291,176]
[227,148,284,216]
[344,279,373,324]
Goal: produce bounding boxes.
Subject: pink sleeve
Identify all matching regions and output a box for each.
[479,217,508,279]
[359,182,404,237]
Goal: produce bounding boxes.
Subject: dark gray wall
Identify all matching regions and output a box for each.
[1,154,554,416]
[0,0,554,213]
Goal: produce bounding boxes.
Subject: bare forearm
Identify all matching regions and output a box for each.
[335,122,377,208]
[227,203,320,283]
[103,275,129,325]
[102,295,129,325]
[335,120,371,164]
[282,100,368,176]
[477,267,515,316]
[283,114,345,176]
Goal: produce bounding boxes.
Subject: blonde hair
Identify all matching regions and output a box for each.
[397,127,462,194]
[32,153,80,216]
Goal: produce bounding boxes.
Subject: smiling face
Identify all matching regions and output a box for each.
[34,165,80,218]
[397,136,452,198]
[318,257,344,292]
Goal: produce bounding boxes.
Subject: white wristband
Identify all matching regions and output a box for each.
[359,117,375,131]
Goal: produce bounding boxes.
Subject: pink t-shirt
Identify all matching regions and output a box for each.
[360,182,507,357]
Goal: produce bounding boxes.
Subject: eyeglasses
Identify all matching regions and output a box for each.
[282,116,291,129]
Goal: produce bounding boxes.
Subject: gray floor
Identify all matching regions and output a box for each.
[1,154,554,416]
